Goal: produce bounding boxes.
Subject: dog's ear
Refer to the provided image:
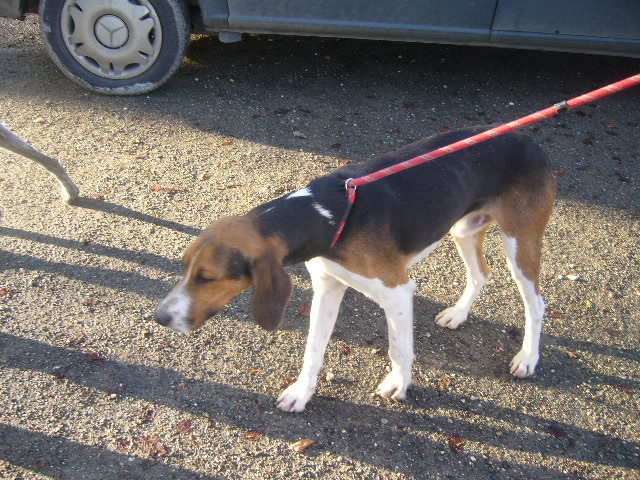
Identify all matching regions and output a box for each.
[250,252,292,331]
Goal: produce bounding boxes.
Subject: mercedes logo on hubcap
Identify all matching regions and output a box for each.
[94,15,129,49]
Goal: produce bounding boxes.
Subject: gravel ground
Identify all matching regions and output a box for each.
[1,15,639,480]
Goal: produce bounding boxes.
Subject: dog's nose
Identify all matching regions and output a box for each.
[154,310,171,327]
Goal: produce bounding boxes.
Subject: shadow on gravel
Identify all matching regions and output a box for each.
[308,293,639,392]
[0,195,201,299]
[0,248,170,300]
[1,332,637,478]
[0,226,181,274]
[0,423,220,480]
[1,224,637,392]
[3,36,638,213]
[73,197,202,237]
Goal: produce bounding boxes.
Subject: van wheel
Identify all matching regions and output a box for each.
[40,0,189,95]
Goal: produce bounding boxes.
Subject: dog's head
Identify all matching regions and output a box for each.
[154,216,292,333]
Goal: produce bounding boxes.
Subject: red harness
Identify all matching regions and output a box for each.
[330,73,640,247]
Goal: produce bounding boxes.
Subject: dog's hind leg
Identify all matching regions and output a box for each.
[436,212,492,329]
[495,177,556,377]
[277,258,347,412]
[0,123,79,203]
[501,232,545,377]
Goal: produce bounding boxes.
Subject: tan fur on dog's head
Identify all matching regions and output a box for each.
[155,216,292,332]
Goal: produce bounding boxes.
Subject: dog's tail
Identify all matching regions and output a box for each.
[0,121,79,203]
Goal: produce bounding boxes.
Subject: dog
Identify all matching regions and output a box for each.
[155,126,556,412]
[0,121,79,203]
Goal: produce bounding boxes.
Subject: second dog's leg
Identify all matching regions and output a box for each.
[277,260,346,412]
[0,123,79,203]
[21,147,79,203]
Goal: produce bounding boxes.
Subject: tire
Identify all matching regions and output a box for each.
[39,0,189,95]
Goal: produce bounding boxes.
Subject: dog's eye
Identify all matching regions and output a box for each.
[195,275,218,284]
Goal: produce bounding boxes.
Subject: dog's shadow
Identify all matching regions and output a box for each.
[274,282,639,395]
[0,197,198,300]
[4,195,635,398]
[73,197,202,237]
[2,196,638,477]
[0,331,636,479]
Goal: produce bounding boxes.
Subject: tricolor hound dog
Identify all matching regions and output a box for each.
[0,121,79,203]
[155,126,556,413]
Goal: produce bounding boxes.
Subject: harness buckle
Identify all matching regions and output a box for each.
[345,178,357,203]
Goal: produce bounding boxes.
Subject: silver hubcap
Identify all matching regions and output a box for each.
[94,15,129,49]
[61,0,162,80]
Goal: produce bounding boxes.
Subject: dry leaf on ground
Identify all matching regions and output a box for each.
[289,438,315,453]
[243,430,264,441]
[448,434,464,452]
[175,418,192,434]
[435,377,452,392]
[138,436,168,459]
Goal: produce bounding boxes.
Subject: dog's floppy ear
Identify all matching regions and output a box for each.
[250,252,292,331]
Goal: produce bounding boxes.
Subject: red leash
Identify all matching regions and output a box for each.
[330,73,640,247]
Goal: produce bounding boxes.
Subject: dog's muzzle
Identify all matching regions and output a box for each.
[153,309,173,327]
[153,308,192,333]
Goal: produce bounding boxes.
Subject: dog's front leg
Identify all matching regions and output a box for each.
[375,280,416,400]
[277,261,347,412]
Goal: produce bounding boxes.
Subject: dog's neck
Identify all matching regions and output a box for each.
[249,183,350,266]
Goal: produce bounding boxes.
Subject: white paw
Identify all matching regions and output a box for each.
[276,380,314,413]
[509,349,539,378]
[435,306,468,329]
[376,370,411,400]
[61,183,80,204]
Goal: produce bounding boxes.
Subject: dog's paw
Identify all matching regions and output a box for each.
[376,370,411,400]
[276,381,314,413]
[435,306,468,329]
[61,183,80,204]
[509,349,539,378]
